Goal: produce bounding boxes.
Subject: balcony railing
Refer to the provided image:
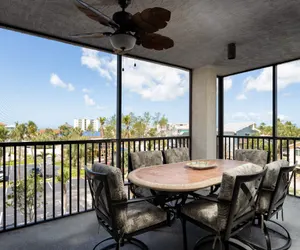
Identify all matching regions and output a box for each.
[0,136,189,233]
[218,135,300,198]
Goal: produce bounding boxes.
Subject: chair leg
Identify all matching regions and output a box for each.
[180,217,188,250]
[223,241,229,250]
[115,241,120,250]
[263,221,272,250]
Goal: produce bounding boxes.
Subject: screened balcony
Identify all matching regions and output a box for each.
[1,1,300,250]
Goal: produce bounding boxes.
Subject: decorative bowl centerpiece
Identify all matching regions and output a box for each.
[185,161,217,170]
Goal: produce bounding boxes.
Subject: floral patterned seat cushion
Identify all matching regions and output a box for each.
[122,201,167,234]
[181,199,219,231]
[257,160,289,213]
[182,163,263,232]
[235,149,269,167]
[92,163,167,234]
[163,147,190,164]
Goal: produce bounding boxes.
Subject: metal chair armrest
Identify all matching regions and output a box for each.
[124,181,131,186]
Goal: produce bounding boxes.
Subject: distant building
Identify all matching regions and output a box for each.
[217,122,260,158]
[5,124,15,132]
[169,123,189,136]
[223,122,259,136]
[74,118,99,132]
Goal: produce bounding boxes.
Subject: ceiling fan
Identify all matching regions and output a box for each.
[72,0,174,54]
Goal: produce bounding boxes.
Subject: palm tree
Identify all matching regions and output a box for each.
[59,123,72,139]
[11,122,27,179]
[27,121,38,140]
[158,116,168,136]
[98,117,106,138]
[87,123,94,132]
[27,121,38,162]
[0,126,9,167]
[122,114,132,138]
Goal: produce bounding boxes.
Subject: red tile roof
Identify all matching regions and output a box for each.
[0,122,6,126]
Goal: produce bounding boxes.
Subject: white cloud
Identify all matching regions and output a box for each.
[80,49,189,101]
[84,94,95,106]
[82,88,91,93]
[224,78,232,91]
[244,61,300,92]
[236,93,247,100]
[50,74,75,91]
[81,48,116,81]
[96,105,106,110]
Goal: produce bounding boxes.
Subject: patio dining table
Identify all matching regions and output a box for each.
[128,159,248,193]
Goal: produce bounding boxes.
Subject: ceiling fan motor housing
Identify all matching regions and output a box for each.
[113,11,133,32]
[118,0,131,10]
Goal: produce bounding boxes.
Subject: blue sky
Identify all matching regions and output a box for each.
[224,60,300,126]
[1,28,299,130]
[0,28,189,128]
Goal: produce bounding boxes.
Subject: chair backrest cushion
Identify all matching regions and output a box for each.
[163,147,190,164]
[217,163,263,231]
[130,151,163,170]
[257,160,291,213]
[235,149,269,167]
[91,163,127,229]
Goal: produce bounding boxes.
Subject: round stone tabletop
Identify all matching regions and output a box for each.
[128,159,247,192]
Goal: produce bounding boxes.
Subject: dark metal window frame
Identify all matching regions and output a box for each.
[217,62,292,161]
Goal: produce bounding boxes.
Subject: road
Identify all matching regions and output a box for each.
[1,164,60,181]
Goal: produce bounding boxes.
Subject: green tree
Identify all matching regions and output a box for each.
[158,115,168,136]
[11,122,28,179]
[0,126,9,167]
[27,120,38,140]
[56,165,70,214]
[87,123,94,132]
[7,175,44,222]
[59,123,72,138]
[122,114,132,138]
[98,117,106,138]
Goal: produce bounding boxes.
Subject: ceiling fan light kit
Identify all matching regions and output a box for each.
[110,33,136,51]
[72,0,174,53]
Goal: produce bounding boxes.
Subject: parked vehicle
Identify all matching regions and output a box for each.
[31,167,43,177]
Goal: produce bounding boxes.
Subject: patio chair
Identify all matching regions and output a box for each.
[128,151,163,199]
[86,163,170,250]
[238,160,296,250]
[209,148,270,195]
[235,149,270,167]
[180,163,267,250]
[162,147,190,164]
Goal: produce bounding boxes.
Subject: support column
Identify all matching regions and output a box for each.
[191,66,217,159]
[116,55,122,168]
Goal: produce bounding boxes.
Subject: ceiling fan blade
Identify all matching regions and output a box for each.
[132,12,158,33]
[70,32,112,38]
[138,33,174,50]
[140,8,171,30]
[74,0,119,30]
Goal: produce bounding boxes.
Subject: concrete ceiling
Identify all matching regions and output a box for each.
[1,0,300,75]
